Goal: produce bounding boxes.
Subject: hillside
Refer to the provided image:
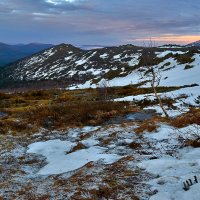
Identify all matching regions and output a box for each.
[1,43,199,89]
[0,43,200,200]
[1,42,200,119]
[0,42,53,67]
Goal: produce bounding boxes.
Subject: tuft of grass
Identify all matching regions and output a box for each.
[184,138,200,148]
[129,142,141,149]
[171,108,200,128]
[175,53,195,64]
[67,142,86,154]
[134,121,158,134]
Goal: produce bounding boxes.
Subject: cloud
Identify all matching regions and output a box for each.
[134,34,200,44]
[0,0,200,45]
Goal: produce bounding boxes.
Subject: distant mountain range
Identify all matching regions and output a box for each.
[0,43,53,67]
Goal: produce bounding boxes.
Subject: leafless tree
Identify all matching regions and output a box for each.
[96,80,110,101]
[139,40,169,117]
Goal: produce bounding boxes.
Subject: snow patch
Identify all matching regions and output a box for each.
[139,147,200,200]
[100,53,108,59]
[27,139,121,175]
[156,51,186,58]
[75,59,87,66]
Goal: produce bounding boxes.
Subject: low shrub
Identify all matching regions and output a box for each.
[129,142,141,149]
[184,138,200,148]
[184,65,194,70]
[134,121,158,134]
[171,108,200,128]
[176,54,195,64]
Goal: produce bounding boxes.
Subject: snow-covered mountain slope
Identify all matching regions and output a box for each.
[111,50,200,117]
[186,40,200,47]
[0,43,199,92]
[0,44,142,83]
[69,48,200,90]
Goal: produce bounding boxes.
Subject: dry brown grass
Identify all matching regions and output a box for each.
[184,138,200,148]
[0,85,179,134]
[23,101,129,129]
[106,85,181,100]
[0,89,133,134]
[134,120,158,134]
[129,142,142,149]
[100,131,118,146]
[170,108,200,128]
[68,142,86,154]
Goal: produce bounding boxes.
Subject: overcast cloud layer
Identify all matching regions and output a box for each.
[1,0,200,45]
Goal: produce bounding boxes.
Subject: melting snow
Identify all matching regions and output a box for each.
[139,146,200,200]
[27,139,121,175]
[75,59,87,66]
[158,45,184,49]
[156,50,186,58]
[100,53,108,59]
[113,54,121,59]
[160,54,200,87]
[65,55,73,61]
[42,48,55,57]
[127,54,140,66]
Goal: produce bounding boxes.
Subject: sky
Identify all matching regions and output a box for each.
[0,0,200,46]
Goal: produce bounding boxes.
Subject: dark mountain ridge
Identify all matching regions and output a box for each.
[0,42,53,67]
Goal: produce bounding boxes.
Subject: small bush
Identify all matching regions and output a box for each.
[176,54,195,64]
[171,108,200,128]
[184,65,194,70]
[129,142,141,149]
[103,69,121,80]
[68,142,86,154]
[134,121,158,134]
[159,62,171,70]
[184,138,200,148]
